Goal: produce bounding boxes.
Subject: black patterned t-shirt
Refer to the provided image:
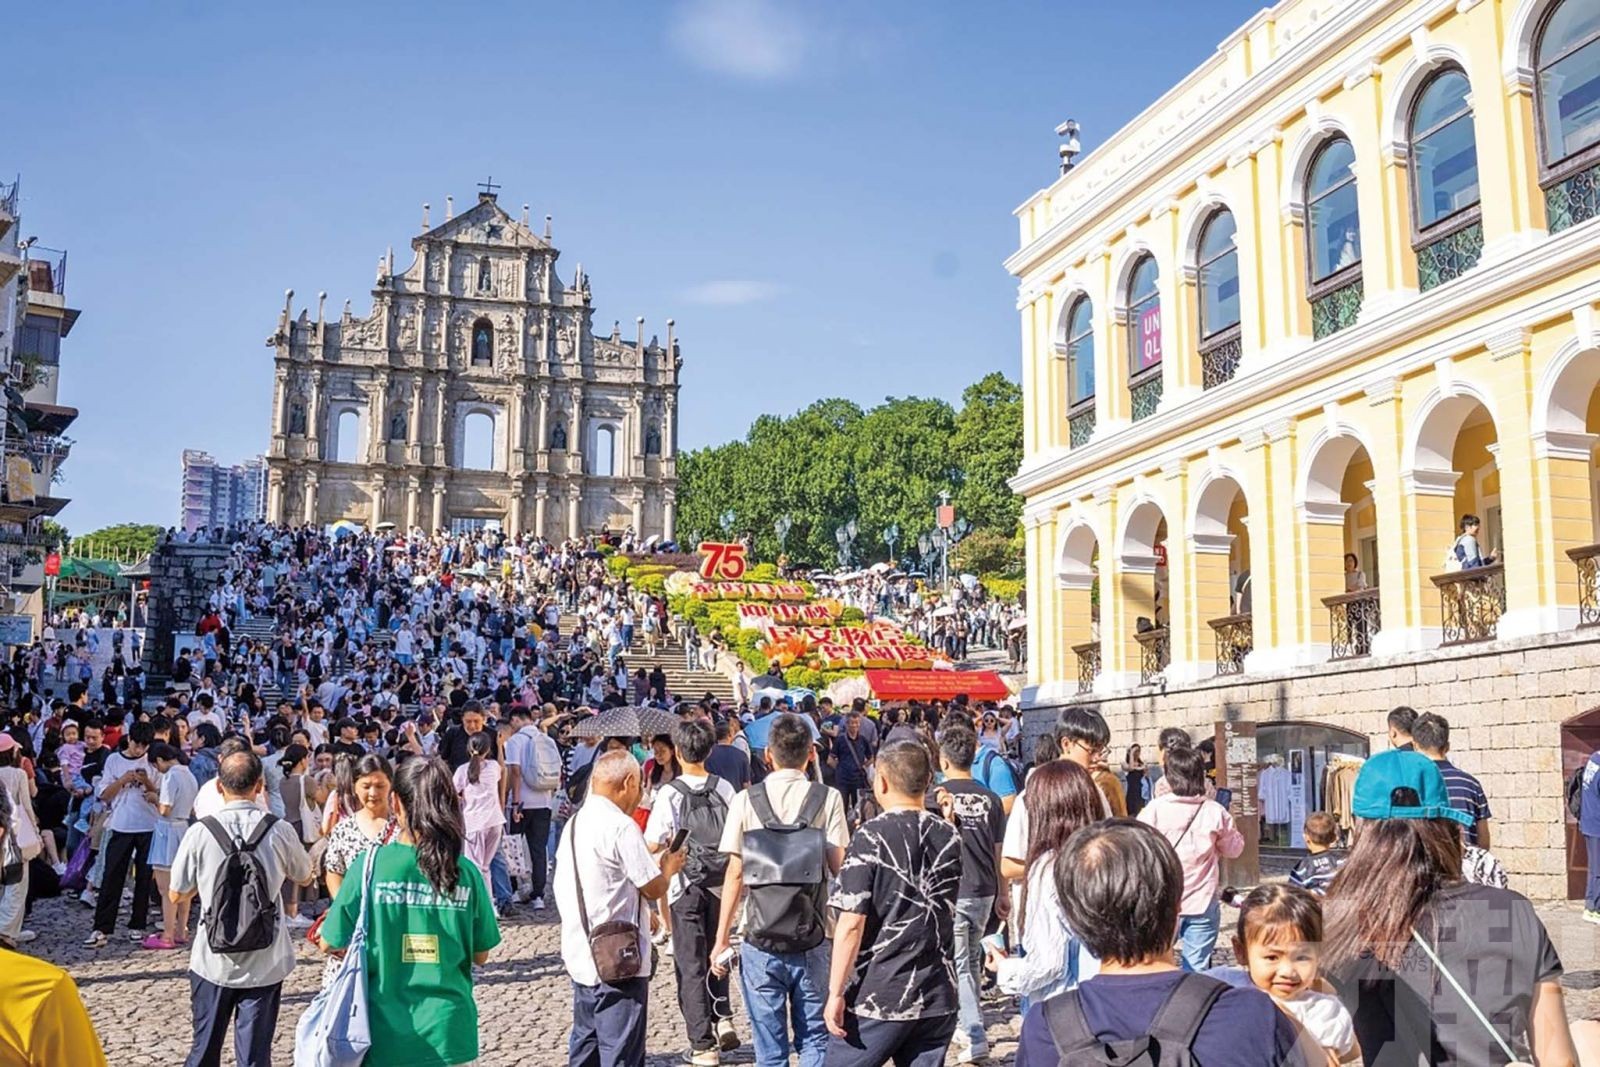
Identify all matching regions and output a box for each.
[829,808,961,1021]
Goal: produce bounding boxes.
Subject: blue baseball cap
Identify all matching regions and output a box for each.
[1351,749,1474,828]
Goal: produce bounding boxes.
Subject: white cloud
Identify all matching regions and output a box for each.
[667,0,810,82]
[680,280,787,306]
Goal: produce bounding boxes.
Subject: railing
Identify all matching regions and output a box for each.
[0,178,16,216]
[1568,544,1600,628]
[1200,331,1242,390]
[1545,160,1600,235]
[1431,563,1506,646]
[1068,407,1096,449]
[1072,640,1100,694]
[1323,587,1381,659]
[1311,276,1363,340]
[24,246,67,295]
[1208,613,1252,675]
[1135,626,1169,685]
[1129,370,1163,422]
[1415,219,1483,292]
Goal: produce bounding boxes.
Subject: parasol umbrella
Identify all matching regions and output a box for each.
[1006,615,1029,631]
[375,521,397,531]
[751,672,787,690]
[931,606,957,618]
[753,686,788,705]
[569,705,681,741]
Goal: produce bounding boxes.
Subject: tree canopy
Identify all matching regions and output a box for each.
[678,372,1023,571]
[72,523,162,561]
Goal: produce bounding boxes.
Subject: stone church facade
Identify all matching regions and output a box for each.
[263,188,680,539]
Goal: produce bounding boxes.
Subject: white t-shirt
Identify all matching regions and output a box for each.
[643,772,737,904]
[99,752,158,834]
[554,796,660,987]
[193,778,270,821]
[158,764,200,824]
[1208,967,1355,1056]
[503,725,561,810]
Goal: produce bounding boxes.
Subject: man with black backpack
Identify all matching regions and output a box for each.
[169,749,313,1067]
[645,719,739,1065]
[710,713,849,1067]
[1015,819,1307,1067]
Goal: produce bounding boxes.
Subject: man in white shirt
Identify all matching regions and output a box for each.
[87,722,160,947]
[187,693,225,737]
[503,705,564,909]
[554,750,682,1067]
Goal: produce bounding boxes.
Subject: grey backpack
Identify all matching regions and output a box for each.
[1044,973,1227,1067]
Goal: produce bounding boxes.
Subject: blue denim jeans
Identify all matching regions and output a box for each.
[488,850,512,909]
[951,895,992,1046]
[1177,899,1221,972]
[739,941,829,1067]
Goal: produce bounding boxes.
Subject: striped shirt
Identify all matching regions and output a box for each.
[1434,759,1492,845]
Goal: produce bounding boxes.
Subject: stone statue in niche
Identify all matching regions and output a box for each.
[477,257,492,291]
[398,312,417,350]
[288,401,307,436]
[389,408,407,441]
[472,322,493,365]
[551,421,568,450]
[556,323,575,360]
[645,423,661,456]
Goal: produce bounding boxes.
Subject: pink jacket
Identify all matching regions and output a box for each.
[1136,794,1244,916]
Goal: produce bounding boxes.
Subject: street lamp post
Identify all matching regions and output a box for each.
[881,523,899,566]
[834,519,858,569]
[719,509,735,537]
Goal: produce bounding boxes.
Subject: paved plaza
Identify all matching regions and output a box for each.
[20,889,1599,1066]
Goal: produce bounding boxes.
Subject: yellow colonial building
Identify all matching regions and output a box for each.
[1009,0,1600,896]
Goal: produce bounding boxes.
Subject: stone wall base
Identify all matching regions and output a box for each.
[1023,628,1600,900]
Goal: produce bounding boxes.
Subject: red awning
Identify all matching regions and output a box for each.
[864,669,1011,702]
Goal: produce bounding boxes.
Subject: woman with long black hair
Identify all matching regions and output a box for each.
[320,756,501,1067]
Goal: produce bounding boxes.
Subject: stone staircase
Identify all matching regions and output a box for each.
[564,614,738,705]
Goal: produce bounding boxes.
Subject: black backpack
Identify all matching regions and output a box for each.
[667,776,730,887]
[1568,762,1589,820]
[198,814,281,954]
[1043,973,1226,1067]
[740,782,829,955]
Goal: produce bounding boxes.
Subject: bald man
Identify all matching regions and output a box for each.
[555,750,684,1067]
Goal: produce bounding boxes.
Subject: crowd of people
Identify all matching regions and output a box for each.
[0,518,1594,1067]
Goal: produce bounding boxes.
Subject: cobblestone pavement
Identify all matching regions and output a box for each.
[21,890,1600,1066]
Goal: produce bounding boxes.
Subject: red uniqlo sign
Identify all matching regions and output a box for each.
[43,553,60,577]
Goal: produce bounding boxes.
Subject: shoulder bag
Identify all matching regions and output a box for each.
[1409,928,1532,1066]
[293,839,379,1067]
[569,813,644,984]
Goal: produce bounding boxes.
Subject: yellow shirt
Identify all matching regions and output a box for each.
[0,949,106,1067]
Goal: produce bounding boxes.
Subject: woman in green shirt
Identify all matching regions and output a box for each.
[321,757,501,1067]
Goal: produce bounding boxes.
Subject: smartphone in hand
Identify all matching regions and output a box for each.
[668,827,690,852]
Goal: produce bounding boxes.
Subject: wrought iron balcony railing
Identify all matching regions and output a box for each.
[1134,626,1169,686]
[1072,640,1100,694]
[1568,544,1600,629]
[1431,563,1505,646]
[1208,613,1252,676]
[1323,587,1380,659]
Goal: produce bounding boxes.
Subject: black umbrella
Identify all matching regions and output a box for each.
[569,705,680,740]
[751,672,786,690]
[582,549,605,560]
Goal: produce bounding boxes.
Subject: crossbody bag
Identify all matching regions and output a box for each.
[569,813,644,984]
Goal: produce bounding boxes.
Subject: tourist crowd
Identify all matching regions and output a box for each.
[0,519,1595,1067]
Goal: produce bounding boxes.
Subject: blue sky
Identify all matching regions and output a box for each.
[14,0,1262,534]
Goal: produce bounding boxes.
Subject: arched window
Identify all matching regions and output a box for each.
[1063,297,1095,446]
[472,319,493,365]
[462,411,495,470]
[1410,68,1483,289]
[1536,0,1600,231]
[334,410,360,463]
[1196,209,1242,389]
[1124,256,1162,422]
[1305,137,1364,339]
[594,426,616,477]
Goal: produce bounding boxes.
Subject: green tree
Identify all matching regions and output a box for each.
[39,520,69,549]
[951,372,1024,536]
[74,523,162,561]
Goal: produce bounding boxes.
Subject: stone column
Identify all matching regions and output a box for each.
[408,376,423,465]
[630,490,644,533]
[266,469,284,524]
[432,480,447,533]
[569,386,585,461]
[371,374,389,465]
[568,490,581,539]
[534,484,549,540]
[662,397,676,459]
[405,476,420,531]
[536,386,550,470]
[273,369,289,437]
[307,371,324,458]
[662,490,677,542]
[434,377,448,466]
[509,478,524,536]
[510,391,525,470]
[303,471,320,525]
[630,389,645,477]
[370,474,386,528]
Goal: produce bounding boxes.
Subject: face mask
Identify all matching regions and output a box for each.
[631,743,648,764]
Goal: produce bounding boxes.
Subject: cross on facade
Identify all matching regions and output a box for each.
[478,176,501,197]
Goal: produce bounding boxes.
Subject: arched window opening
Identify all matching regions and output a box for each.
[1305,137,1364,339]
[1410,68,1483,289]
[1197,209,1242,389]
[1536,0,1600,230]
[594,425,616,477]
[462,411,495,471]
[472,319,493,365]
[1125,256,1162,422]
[334,410,360,464]
[1064,296,1096,448]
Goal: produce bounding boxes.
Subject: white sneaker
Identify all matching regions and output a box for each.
[78,889,97,908]
[127,928,147,942]
[531,897,546,912]
[14,930,35,944]
[83,931,107,948]
[513,887,533,905]
[951,1034,988,1064]
[715,1019,740,1053]
[286,914,313,930]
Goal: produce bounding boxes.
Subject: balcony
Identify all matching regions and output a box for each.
[1431,563,1506,646]
[1569,544,1600,629]
[24,247,67,296]
[1135,626,1169,685]
[1323,587,1381,659]
[1072,640,1100,694]
[0,178,15,241]
[1200,328,1243,390]
[1068,404,1095,449]
[1208,613,1252,676]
